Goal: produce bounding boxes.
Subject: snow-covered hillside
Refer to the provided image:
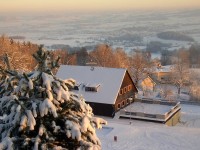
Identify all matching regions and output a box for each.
[97,104,200,150]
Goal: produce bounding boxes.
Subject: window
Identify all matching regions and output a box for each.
[124,87,127,93]
[85,84,100,92]
[145,114,156,118]
[74,83,81,90]
[117,103,121,109]
[119,89,123,95]
[128,85,132,91]
[122,101,125,107]
[85,87,96,91]
[119,84,133,95]
[74,86,79,90]
[131,112,136,116]
[127,99,129,104]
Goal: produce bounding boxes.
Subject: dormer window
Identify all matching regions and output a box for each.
[85,84,100,92]
[74,83,81,90]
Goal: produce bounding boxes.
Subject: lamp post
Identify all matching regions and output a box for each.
[129,97,132,124]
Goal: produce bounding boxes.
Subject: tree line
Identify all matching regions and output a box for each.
[0,35,38,72]
[160,44,200,67]
[1,35,200,100]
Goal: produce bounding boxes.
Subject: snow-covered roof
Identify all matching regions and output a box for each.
[124,102,172,114]
[153,65,174,73]
[56,65,128,104]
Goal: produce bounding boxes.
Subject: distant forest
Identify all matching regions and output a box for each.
[157,31,194,42]
[147,41,171,53]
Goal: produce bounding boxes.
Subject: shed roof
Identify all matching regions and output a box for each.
[56,65,130,104]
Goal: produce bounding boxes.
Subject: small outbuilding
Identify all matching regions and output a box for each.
[56,65,138,117]
[152,65,174,83]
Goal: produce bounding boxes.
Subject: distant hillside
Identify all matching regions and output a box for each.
[157,31,194,42]
[108,33,142,42]
[147,41,171,53]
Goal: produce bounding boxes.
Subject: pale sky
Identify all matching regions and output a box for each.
[1,0,200,13]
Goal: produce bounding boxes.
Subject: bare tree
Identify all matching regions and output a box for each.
[88,45,130,69]
[160,85,174,101]
[52,49,77,65]
[113,48,129,68]
[128,50,151,87]
[89,44,115,67]
[171,49,190,95]
[188,70,200,101]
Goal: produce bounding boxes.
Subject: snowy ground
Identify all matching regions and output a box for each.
[96,104,200,150]
[137,84,191,101]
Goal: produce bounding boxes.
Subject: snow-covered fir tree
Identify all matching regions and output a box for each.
[0,46,107,150]
[0,54,19,98]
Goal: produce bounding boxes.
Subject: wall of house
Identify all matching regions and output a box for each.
[115,71,137,111]
[141,77,155,92]
[86,102,115,117]
[165,110,181,126]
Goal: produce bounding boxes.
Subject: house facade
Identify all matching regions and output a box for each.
[56,65,138,117]
[115,71,137,111]
[139,76,156,92]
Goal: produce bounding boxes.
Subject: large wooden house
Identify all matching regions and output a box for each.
[56,65,138,117]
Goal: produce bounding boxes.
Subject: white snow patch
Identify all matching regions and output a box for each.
[42,73,54,90]
[39,98,58,118]
[124,102,172,114]
[28,79,33,90]
[26,110,36,130]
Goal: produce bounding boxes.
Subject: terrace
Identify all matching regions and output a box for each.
[120,99,181,126]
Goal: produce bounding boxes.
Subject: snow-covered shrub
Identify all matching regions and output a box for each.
[0,46,107,150]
